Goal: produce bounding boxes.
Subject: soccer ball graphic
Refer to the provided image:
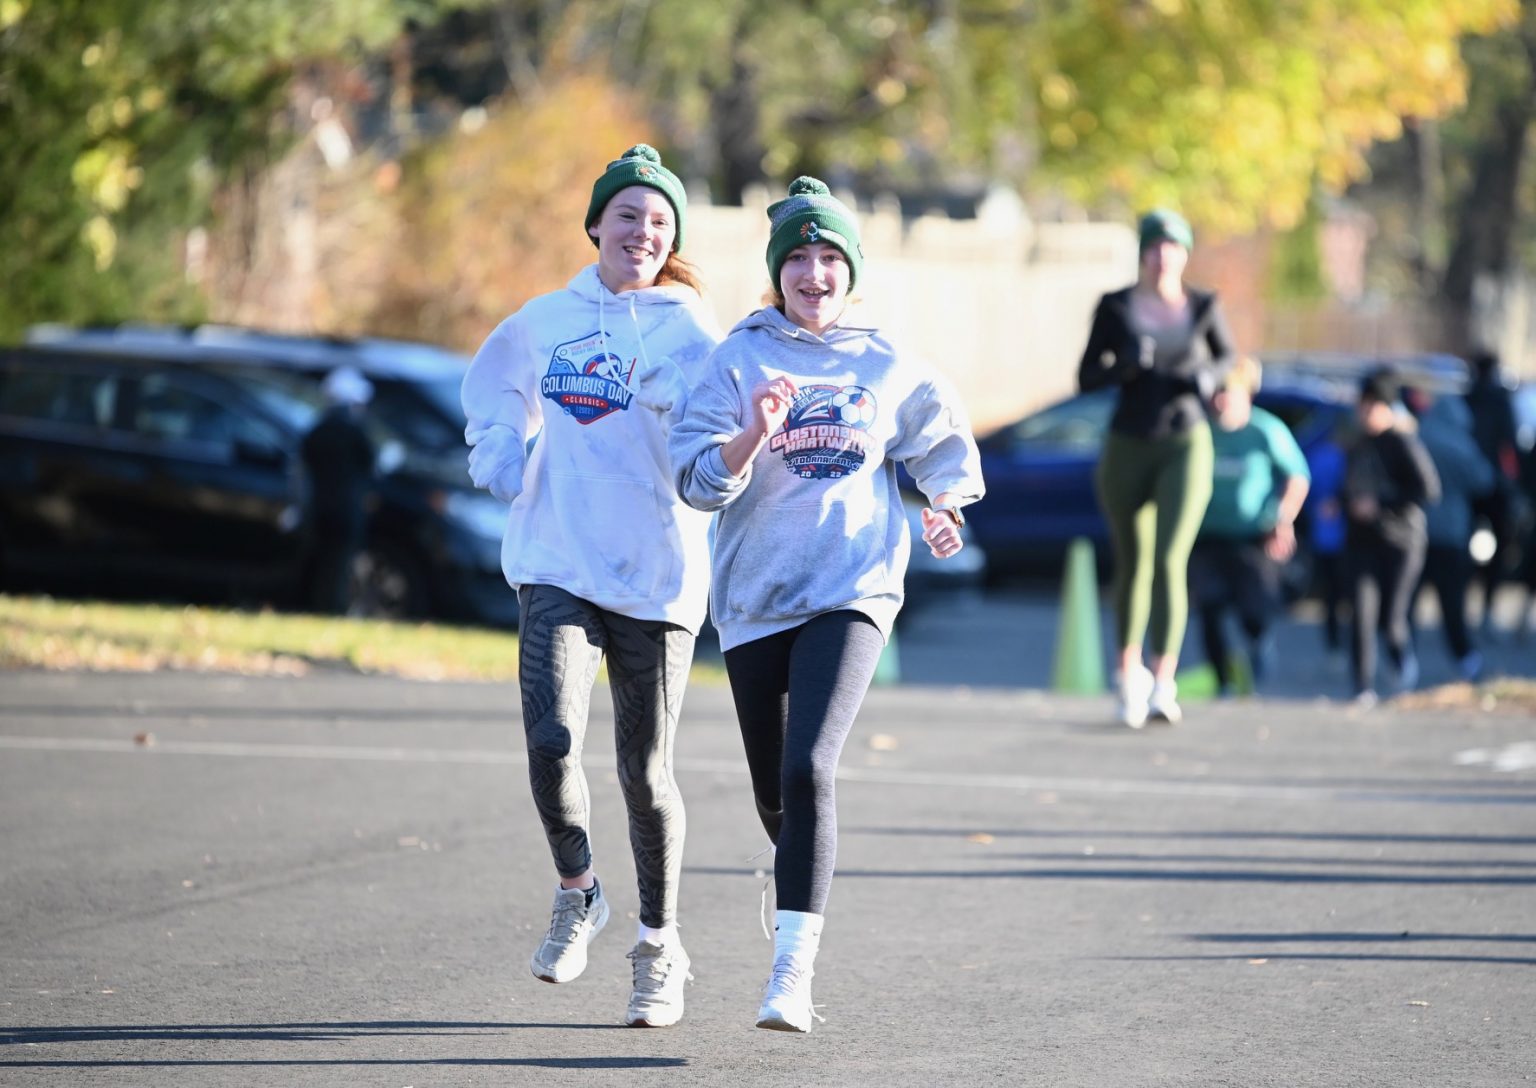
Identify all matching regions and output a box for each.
[828,387,877,428]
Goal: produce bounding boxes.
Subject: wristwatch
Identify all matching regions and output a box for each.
[932,504,964,528]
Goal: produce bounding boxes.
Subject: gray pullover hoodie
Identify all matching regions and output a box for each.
[671,305,984,651]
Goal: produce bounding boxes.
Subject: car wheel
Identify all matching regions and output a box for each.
[348,540,430,620]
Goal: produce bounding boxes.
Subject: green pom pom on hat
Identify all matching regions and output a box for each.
[1138,208,1193,253]
[766,175,864,287]
[585,143,688,252]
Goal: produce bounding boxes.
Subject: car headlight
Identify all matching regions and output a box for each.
[442,490,509,541]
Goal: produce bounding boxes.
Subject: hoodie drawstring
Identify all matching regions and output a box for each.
[598,284,609,353]
[629,294,654,373]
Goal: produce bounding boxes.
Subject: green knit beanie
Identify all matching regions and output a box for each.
[585,144,687,252]
[1138,208,1193,253]
[766,176,864,288]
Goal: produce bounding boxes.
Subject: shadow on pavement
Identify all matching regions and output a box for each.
[0,1021,676,1070]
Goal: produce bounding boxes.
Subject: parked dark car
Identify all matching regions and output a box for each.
[4,326,516,626]
[968,353,1466,584]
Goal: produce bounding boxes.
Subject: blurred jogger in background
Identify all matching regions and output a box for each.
[1078,209,1234,728]
[1343,369,1441,706]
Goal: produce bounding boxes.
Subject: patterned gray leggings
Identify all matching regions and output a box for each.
[516,584,694,928]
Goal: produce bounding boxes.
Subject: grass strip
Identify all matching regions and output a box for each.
[0,594,728,685]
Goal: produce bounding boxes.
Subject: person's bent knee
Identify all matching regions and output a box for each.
[525,724,575,765]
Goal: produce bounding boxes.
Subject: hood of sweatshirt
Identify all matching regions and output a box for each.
[565,263,699,309]
[728,303,880,348]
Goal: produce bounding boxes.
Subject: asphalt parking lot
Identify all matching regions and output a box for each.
[3,657,1534,1087]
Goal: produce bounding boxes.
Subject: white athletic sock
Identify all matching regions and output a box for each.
[773,909,823,965]
[637,922,679,947]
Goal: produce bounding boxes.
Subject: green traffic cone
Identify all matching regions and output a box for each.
[1052,537,1106,694]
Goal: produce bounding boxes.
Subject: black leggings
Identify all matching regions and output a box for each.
[1349,533,1426,694]
[722,611,885,915]
[1418,544,1475,662]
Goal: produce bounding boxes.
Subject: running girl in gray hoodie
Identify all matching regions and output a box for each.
[671,177,985,1032]
[461,145,721,1028]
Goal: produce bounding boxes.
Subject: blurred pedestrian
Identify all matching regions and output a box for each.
[1403,384,1495,680]
[1516,436,1536,640]
[1077,208,1235,727]
[1343,368,1441,705]
[671,177,984,1033]
[300,365,377,614]
[1463,350,1522,630]
[460,144,721,1027]
[1302,418,1350,661]
[1190,357,1310,696]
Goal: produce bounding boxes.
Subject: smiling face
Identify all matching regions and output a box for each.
[588,186,677,293]
[778,242,850,334]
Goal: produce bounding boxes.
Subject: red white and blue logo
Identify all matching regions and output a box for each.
[540,332,636,424]
[769,383,877,479]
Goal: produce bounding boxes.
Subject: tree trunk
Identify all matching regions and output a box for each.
[1439,1,1536,351]
[708,49,767,205]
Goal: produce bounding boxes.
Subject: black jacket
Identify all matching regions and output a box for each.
[1077,286,1235,440]
[1343,427,1441,550]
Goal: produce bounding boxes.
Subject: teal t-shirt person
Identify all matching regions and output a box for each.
[1202,405,1312,539]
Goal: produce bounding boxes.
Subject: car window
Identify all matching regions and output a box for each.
[0,365,116,429]
[1005,391,1114,452]
[369,378,463,451]
[1255,392,1348,447]
[218,368,323,432]
[129,374,285,455]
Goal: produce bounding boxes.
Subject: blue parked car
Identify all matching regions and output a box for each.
[967,354,1465,583]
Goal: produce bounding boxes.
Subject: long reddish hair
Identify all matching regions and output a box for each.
[655,253,704,293]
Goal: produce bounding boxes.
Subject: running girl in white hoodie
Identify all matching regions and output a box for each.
[461,145,720,1028]
[672,177,985,1032]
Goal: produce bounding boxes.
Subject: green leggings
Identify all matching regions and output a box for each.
[1095,424,1214,659]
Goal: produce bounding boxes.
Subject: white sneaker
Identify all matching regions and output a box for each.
[1117,664,1153,729]
[625,939,691,1027]
[530,882,609,983]
[756,954,822,1033]
[1148,679,1182,724]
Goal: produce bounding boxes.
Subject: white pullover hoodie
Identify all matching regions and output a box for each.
[462,265,722,630]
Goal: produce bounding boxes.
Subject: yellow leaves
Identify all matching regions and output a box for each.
[70,136,145,271]
[1040,72,1076,110]
[1031,0,1521,234]
[81,216,116,271]
[873,77,907,107]
[71,143,142,213]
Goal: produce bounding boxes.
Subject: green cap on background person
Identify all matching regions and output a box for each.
[1138,208,1194,253]
[585,144,687,252]
[766,176,865,287]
